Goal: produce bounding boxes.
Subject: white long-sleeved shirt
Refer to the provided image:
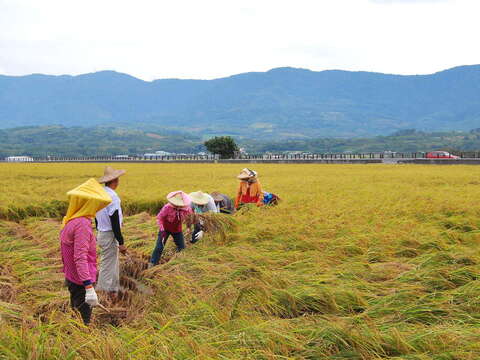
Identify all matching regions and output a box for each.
[95,187,123,231]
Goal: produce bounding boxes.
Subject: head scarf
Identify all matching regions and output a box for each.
[164,191,192,223]
[238,179,262,198]
[61,178,112,228]
[237,168,258,180]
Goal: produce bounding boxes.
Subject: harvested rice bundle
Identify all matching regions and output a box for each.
[185,212,237,241]
[122,251,150,279]
[33,298,70,322]
[0,301,25,323]
[0,281,15,303]
[95,307,129,327]
[0,264,16,303]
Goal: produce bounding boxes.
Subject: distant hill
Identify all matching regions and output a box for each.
[1,65,480,138]
[2,126,480,157]
[246,129,480,154]
[0,126,203,157]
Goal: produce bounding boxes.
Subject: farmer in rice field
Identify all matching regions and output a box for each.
[261,191,281,206]
[189,191,218,243]
[95,166,127,299]
[149,191,193,267]
[60,178,112,325]
[234,168,264,210]
[210,191,235,214]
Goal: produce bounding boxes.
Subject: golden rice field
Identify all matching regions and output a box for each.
[2,163,480,359]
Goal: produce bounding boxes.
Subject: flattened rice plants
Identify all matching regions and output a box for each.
[1,163,480,358]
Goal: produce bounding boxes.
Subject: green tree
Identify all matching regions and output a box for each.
[204,136,239,159]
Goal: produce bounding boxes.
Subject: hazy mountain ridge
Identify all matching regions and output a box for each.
[0,125,203,157]
[1,65,480,138]
[2,126,480,157]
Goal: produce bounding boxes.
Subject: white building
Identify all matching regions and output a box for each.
[5,156,34,162]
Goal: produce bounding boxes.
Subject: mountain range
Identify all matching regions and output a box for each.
[2,126,480,157]
[1,65,480,138]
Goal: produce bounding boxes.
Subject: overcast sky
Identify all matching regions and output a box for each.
[0,0,478,80]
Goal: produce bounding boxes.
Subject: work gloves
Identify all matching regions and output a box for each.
[195,230,204,241]
[85,287,99,307]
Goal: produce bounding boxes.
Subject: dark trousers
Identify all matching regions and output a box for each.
[66,279,92,325]
[150,230,185,265]
[191,223,203,244]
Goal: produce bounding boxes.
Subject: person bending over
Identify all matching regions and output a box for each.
[189,191,218,243]
[210,191,234,214]
[149,191,193,267]
[234,168,264,210]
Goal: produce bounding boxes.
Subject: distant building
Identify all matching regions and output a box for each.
[155,151,171,156]
[5,156,34,162]
[144,152,174,158]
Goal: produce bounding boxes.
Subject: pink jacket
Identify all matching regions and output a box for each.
[157,203,193,233]
[60,217,97,285]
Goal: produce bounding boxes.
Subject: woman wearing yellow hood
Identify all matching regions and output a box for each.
[60,178,112,325]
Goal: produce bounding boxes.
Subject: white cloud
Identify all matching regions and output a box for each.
[0,0,479,80]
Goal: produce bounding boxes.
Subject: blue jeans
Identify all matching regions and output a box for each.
[150,230,185,265]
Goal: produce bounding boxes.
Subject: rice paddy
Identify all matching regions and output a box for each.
[1,163,480,359]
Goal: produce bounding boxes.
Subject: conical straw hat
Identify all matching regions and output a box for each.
[98,166,126,183]
[189,191,210,205]
[210,192,224,202]
[167,191,191,207]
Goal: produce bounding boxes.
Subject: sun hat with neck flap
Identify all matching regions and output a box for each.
[62,178,112,228]
[167,191,191,208]
[98,166,126,184]
[237,168,257,180]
